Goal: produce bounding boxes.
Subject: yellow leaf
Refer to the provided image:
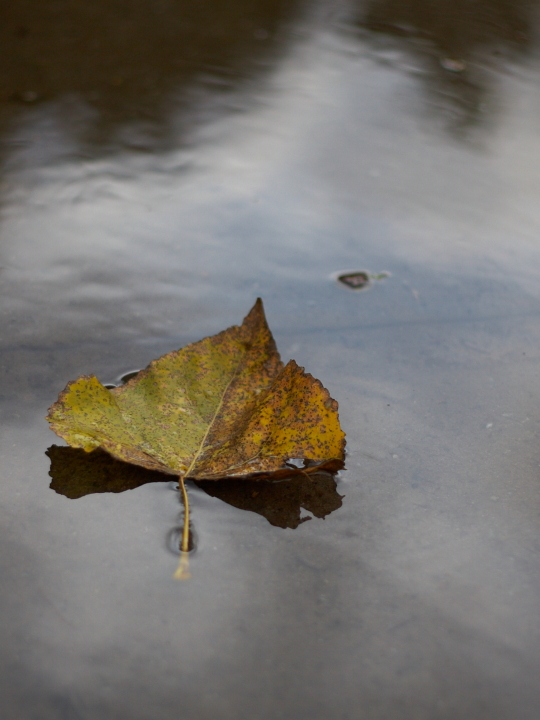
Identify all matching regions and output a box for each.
[47,299,346,578]
[47,299,346,480]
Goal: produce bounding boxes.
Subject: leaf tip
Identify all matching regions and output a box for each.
[245,297,265,323]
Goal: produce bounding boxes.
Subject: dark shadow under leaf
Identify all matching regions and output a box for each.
[47,446,344,528]
[195,473,343,529]
[47,445,168,498]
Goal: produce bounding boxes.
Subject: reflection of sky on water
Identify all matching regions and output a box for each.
[1,0,540,154]
[355,0,537,130]
[1,0,539,169]
[3,20,540,363]
[2,2,540,718]
[0,0,303,152]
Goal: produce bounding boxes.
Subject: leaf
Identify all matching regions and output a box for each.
[46,299,346,578]
[47,299,345,481]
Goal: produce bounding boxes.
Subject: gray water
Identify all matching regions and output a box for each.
[2,1,540,718]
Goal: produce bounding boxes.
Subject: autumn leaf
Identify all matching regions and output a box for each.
[47,299,346,577]
[47,299,345,479]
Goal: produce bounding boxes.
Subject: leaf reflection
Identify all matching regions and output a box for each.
[46,445,343,529]
[195,474,343,529]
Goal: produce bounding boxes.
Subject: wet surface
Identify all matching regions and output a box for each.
[2,0,540,718]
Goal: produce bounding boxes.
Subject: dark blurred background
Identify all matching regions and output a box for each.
[0,0,305,153]
[356,0,538,130]
[1,0,538,155]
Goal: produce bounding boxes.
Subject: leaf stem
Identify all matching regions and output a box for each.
[174,476,191,580]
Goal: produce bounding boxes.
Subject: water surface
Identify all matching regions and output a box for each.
[1,1,540,718]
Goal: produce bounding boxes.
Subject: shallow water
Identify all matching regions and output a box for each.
[2,1,540,718]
